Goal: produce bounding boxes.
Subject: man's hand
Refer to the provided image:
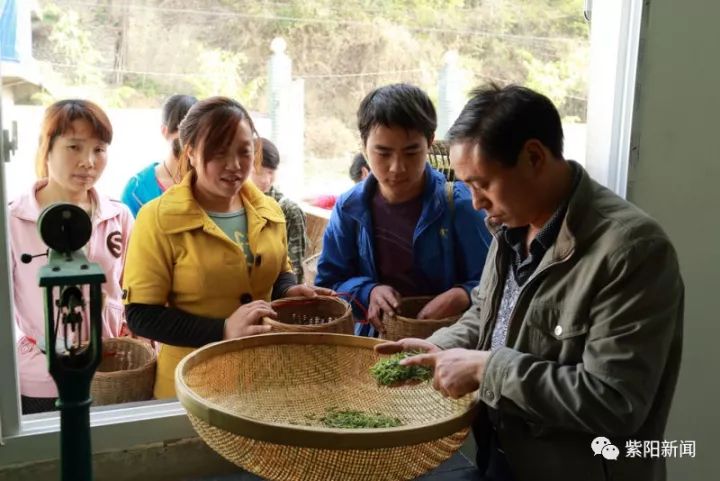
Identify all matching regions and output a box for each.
[374,337,441,355]
[401,348,491,398]
[224,300,275,339]
[417,287,470,320]
[284,284,335,298]
[368,284,400,334]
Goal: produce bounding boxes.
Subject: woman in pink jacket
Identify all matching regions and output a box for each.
[8,100,133,414]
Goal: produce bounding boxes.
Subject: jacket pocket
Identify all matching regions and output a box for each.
[103,298,126,337]
[524,303,589,363]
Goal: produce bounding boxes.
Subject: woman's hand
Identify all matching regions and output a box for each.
[223,300,275,339]
[283,284,335,298]
[416,287,470,320]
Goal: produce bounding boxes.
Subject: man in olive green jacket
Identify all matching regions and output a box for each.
[379,85,683,481]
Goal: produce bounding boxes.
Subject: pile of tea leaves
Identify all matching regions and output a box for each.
[319,408,403,429]
[370,352,433,386]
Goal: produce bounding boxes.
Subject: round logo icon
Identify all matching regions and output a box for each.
[106,231,123,258]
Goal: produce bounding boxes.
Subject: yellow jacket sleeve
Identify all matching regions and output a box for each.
[122,201,173,305]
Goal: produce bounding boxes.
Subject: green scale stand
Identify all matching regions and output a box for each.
[35,203,106,481]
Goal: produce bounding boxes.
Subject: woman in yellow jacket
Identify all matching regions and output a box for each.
[123,96,326,398]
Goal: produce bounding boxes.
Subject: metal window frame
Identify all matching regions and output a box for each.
[584,0,647,197]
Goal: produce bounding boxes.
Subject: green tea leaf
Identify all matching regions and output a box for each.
[369,352,433,386]
[320,408,403,429]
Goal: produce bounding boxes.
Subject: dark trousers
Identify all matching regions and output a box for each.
[476,411,516,481]
[484,441,515,481]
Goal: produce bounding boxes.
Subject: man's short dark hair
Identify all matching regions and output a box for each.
[260,137,280,170]
[447,84,564,167]
[349,153,369,182]
[357,83,437,145]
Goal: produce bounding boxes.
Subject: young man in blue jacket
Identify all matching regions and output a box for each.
[315,83,492,336]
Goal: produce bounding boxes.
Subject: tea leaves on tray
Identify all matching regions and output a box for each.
[370,352,433,386]
[320,408,403,428]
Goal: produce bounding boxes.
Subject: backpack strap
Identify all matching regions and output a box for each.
[444,181,454,217]
[443,181,456,282]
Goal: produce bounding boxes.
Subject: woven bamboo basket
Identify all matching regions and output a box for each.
[90,337,156,406]
[302,253,320,286]
[263,296,353,334]
[382,296,461,342]
[176,333,477,481]
[305,208,330,256]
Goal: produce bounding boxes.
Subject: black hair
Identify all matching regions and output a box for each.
[163,94,198,133]
[260,137,280,170]
[357,83,436,145]
[349,153,368,182]
[446,83,564,167]
[163,94,198,158]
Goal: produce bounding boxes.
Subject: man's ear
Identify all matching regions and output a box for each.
[161,124,169,140]
[523,139,548,173]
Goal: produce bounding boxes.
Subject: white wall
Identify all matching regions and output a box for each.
[629,1,720,479]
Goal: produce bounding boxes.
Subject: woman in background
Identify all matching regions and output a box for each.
[8,99,133,414]
[121,94,198,216]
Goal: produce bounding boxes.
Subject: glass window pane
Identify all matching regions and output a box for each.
[3,0,589,416]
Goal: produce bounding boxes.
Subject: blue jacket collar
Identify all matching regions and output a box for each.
[341,163,447,224]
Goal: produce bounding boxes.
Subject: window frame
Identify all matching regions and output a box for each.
[1,403,194,465]
[584,0,645,197]
[0,0,646,467]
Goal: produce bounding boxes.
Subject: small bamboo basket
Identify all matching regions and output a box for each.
[91,337,156,406]
[382,296,461,342]
[263,295,353,334]
[302,253,320,286]
[176,333,478,481]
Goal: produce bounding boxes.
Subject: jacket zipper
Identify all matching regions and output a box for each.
[481,245,506,349]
